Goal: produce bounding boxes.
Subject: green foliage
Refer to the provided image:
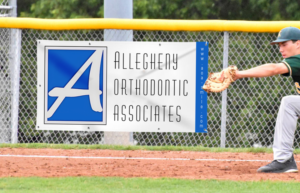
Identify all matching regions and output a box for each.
[133,0,300,20]
[18,0,300,20]
[19,0,104,18]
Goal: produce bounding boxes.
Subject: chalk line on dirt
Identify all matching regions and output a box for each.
[0,154,280,162]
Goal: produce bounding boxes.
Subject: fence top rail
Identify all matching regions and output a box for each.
[1,17,300,32]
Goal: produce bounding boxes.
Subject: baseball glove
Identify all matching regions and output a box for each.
[202,65,238,93]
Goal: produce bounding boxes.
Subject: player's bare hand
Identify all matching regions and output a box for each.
[233,70,240,81]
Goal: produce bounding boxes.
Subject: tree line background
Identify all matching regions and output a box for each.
[12,0,300,147]
[18,0,300,20]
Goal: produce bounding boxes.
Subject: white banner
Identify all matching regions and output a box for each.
[36,41,208,132]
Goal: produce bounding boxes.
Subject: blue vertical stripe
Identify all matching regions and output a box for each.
[195,42,208,133]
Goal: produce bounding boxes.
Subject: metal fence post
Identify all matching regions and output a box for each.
[103,0,134,145]
[9,0,21,143]
[220,32,229,148]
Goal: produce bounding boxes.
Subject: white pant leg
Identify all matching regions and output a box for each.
[273,95,300,162]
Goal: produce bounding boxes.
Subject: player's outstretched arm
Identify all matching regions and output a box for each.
[234,63,289,80]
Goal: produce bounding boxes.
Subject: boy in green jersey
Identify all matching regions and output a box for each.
[235,26,300,173]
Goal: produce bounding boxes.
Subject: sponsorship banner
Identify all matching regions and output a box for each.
[36,41,208,132]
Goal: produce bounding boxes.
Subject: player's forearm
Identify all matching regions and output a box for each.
[235,63,280,80]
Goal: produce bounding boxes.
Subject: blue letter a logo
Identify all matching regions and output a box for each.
[46,48,106,123]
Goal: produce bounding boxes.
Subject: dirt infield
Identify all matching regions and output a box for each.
[0,148,299,181]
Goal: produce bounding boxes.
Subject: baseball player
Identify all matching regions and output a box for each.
[234,26,300,173]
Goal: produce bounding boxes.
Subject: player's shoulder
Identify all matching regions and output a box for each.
[282,54,300,65]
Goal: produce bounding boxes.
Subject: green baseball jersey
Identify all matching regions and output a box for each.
[281,54,300,94]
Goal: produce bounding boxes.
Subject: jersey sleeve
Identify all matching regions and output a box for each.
[281,56,300,77]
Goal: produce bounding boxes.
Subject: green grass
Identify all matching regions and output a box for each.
[0,143,279,153]
[0,177,299,193]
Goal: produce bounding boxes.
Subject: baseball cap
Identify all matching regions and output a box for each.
[270,27,300,45]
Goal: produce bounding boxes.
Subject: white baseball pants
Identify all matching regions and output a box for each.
[273,95,300,162]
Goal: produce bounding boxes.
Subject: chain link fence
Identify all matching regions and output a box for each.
[0,0,15,144]
[0,28,11,143]
[0,0,11,16]
[0,0,299,147]
[0,0,9,5]
[0,28,293,148]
